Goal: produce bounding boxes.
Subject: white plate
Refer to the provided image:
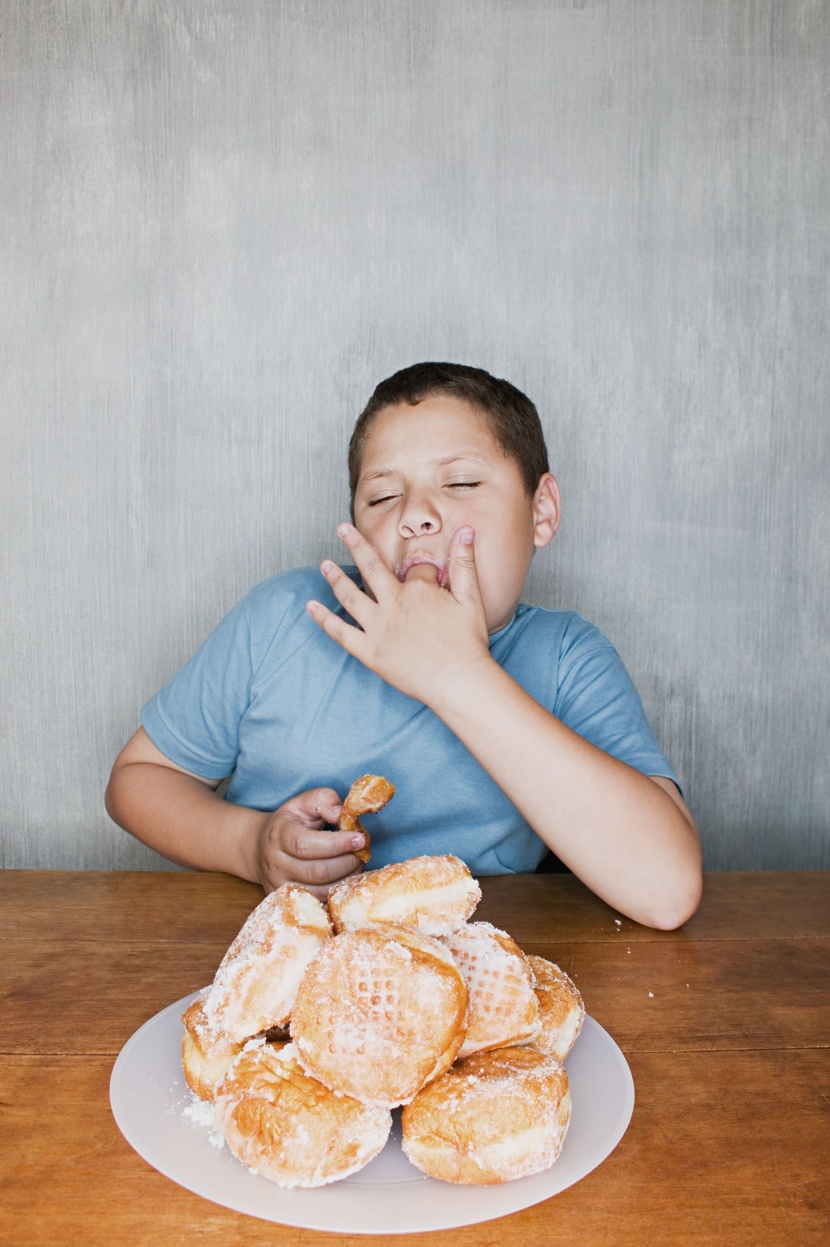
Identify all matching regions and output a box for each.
[110,992,634,1234]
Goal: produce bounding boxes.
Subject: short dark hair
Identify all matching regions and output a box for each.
[348,362,549,515]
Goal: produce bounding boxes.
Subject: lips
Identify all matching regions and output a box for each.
[396,555,448,586]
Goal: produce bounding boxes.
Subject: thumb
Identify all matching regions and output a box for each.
[446,526,481,603]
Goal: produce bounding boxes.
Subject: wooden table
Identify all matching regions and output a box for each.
[1,869,828,1246]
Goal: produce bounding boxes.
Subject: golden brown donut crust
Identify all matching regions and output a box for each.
[180,996,243,1102]
[401,1047,571,1184]
[338,774,396,863]
[290,925,468,1107]
[525,954,585,1062]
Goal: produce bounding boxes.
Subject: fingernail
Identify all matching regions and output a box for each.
[337,522,353,538]
[320,559,334,573]
[350,834,365,850]
[459,526,475,544]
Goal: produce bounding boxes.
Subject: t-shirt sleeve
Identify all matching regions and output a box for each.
[141,598,254,779]
[553,619,681,791]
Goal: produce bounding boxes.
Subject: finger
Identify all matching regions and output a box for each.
[289,786,343,828]
[318,559,375,627]
[446,525,481,603]
[306,598,367,659]
[336,522,397,598]
[282,824,368,862]
[264,856,364,900]
[287,851,365,889]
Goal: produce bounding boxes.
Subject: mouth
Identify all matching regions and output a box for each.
[396,555,449,587]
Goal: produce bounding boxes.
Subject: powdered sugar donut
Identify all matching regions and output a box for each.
[290,925,468,1107]
[202,883,332,1042]
[215,1039,392,1187]
[327,854,481,937]
[401,1047,571,1184]
[181,884,331,1099]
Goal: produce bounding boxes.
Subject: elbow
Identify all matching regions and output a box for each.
[646,864,703,931]
[104,763,125,826]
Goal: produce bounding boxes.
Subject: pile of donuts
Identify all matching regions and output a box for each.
[181,776,584,1189]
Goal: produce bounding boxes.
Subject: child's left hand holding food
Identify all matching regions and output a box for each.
[306,522,492,706]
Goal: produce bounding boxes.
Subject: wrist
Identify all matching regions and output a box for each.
[422,650,501,719]
[236,806,270,887]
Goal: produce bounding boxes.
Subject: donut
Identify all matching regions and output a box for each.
[200,883,332,1044]
[290,925,468,1107]
[215,1039,392,1187]
[440,922,541,1058]
[181,996,244,1102]
[338,774,396,863]
[401,1047,571,1184]
[525,954,585,1062]
[328,854,481,937]
[181,884,332,1099]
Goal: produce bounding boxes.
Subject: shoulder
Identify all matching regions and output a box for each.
[503,603,614,662]
[240,564,359,622]
[237,565,360,665]
[242,565,329,611]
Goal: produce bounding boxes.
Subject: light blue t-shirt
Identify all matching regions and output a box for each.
[141,566,678,874]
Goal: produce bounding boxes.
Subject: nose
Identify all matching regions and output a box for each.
[397,490,442,538]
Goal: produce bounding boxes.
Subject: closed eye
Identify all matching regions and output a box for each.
[446,481,481,491]
[366,493,400,507]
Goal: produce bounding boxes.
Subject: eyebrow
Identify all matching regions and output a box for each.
[359,454,490,484]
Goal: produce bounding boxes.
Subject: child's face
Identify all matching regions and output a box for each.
[352,395,559,633]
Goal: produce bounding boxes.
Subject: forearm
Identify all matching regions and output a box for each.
[105,761,264,882]
[428,658,702,929]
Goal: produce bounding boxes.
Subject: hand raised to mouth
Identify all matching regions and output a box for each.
[305,522,492,708]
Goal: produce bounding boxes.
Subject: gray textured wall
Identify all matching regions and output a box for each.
[2,1,828,872]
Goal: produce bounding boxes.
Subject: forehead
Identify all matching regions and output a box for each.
[358,394,504,472]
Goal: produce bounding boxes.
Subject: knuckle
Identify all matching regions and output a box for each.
[305,856,334,886]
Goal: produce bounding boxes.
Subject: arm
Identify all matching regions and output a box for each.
[105,728,367,899]
[307,525,702,929]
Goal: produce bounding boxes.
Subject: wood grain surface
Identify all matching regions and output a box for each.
[1,869,828,1245]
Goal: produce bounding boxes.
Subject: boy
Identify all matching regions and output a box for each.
[106,363,702,929]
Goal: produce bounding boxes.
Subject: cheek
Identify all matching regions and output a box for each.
[356,513,395,560]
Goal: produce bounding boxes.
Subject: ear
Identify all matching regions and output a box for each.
[531,474,561,549]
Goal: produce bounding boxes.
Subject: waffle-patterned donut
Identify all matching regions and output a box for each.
[440,921,541,1057]
[525,954,585,1062]
[290,925,468,1107]
[401,1047,571,1184]
[215,1039,392,1187]
[327,854,481,937]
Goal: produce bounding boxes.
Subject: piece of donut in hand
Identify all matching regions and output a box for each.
[181,884,332,1100]
[524,955,585,1062]
[338,774,396,863]
[401,1047,571,1185]
[328,854,481,937]
[290,926,468,1107]
[440,922,541,1057]
[215,1039,392,1187]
